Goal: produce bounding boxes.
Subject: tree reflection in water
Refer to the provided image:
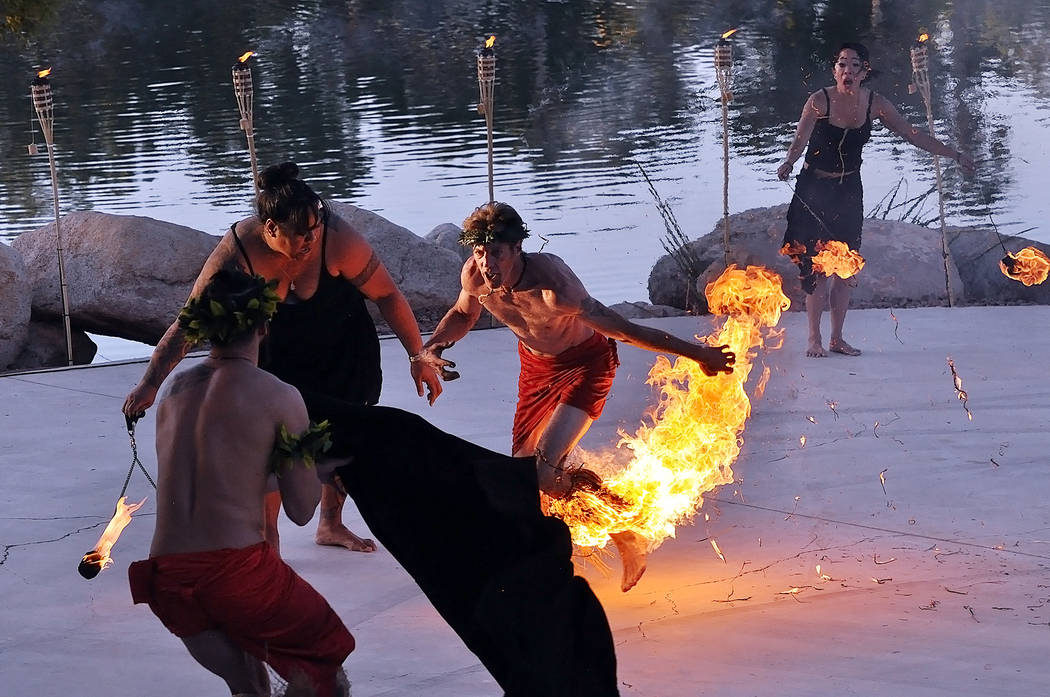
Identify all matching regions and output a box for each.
[2,0,1049,297]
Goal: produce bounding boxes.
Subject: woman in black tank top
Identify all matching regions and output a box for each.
[776,43,975,358]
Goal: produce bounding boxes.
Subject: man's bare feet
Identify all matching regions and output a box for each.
[807,341,828,357]
[315,524,377,552]
[610,530,648,592]
[829,338,862,356]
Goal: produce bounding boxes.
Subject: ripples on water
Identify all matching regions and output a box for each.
[3,0,1050,323]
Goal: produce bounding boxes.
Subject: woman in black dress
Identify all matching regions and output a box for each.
[777,43,974,357]
[125,162,443,552]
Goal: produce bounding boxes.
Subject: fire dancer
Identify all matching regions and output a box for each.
[128,269,352,697]
[777,42,975,357]
[417,202,736,591]
[124,162,443,554]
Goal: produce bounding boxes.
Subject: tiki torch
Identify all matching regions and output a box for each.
[29,68,74,366]
[477,36,496,202]
[715,30,737,268]
[232,51,259,194]
[910,34,954,306]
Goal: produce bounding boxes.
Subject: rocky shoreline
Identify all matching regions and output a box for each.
[2,203,1047,371]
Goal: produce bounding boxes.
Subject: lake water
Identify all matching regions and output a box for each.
[3,0,1049,361]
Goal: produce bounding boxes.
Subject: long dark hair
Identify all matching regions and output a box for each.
[255,162,325,234]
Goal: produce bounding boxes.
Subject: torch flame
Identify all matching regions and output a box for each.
[999,246,1050,286]
[811,240,865,279]
[83,496,146,573]
[238,51,254,63]
[918,33,930,43]
[37,67,52,78]
[549,265,790,549]
[721,29,738,39]
[485,35,496,49]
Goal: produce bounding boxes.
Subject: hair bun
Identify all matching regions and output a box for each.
[258,162,300,191]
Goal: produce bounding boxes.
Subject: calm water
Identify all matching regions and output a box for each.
[3,0,1050,359]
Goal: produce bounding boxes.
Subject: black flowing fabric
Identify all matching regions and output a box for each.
[303,392,620,697]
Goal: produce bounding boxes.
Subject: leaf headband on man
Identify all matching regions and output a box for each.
[178,270,280,347]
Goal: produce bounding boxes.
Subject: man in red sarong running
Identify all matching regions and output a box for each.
[419,202,736,592]
[128,269,353,697]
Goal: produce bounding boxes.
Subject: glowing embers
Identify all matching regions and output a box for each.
[999,247,1050,286]
[811,241,865,279]
[78,496,146,579]
[549,265,789,549]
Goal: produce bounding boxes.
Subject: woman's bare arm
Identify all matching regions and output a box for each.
[123,232,244,416]
[778,91,824,180]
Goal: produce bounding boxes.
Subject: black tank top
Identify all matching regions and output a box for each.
[231,217,382,405]
[804,87,874,173]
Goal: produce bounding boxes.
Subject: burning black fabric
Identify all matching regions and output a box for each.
[302,392,620,697]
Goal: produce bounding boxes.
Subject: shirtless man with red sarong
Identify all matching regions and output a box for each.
[128,269,353,697]
[420,202,735,591]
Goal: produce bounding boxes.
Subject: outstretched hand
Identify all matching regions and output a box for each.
[419,341,460,381]
[955,152,976,175]
[695,343,735,376]
[410,360,443,406]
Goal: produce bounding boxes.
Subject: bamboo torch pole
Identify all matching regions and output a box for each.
[477,36,497,202]
[715,30,737,269]
[30,68,74,366]
[910,34,954,307]
[232,51,259,194]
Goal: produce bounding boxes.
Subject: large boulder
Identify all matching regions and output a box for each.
[425,223,472,263]
[12,212,218,344]
[651,205,964,313]
[8,320,97,371]
[0,242,31,370]
[329,202,463,331]
[948,226,1050,305]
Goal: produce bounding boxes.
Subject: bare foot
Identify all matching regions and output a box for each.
[315,524,377,552]
[829,338,862,356]
[610,530,648,592]
[806,341,828,357]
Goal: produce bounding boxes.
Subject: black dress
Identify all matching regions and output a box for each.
[783,87,874,293]
[232,222,620,696]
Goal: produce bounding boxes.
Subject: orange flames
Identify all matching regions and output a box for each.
[1000,246,1050,286]
[37,67,52,78]
[811,240,865,279]
[238,51,254,63]
[81,496,146,574]
[918,33,930,43]
[721,29,738,39]
[549,265,789,549]
[485,35,496,49]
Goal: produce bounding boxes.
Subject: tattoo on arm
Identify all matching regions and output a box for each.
[349,250,381,288]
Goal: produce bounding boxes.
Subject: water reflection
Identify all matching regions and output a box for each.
[2,0,1049,306]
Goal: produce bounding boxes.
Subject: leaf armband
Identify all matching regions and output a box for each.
[269,420,333,475]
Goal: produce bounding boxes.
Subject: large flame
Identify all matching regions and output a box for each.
[721,29,738,39]
[1000,246,1050,286]
[37,67,52,78]
[485,35,496,49]
[811,240,865,279]
[82,496,146,573]
[238,51,254,63]
[549,265,789,548]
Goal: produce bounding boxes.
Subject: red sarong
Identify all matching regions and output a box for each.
[512,332,619,455]
[128,541,354,697]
